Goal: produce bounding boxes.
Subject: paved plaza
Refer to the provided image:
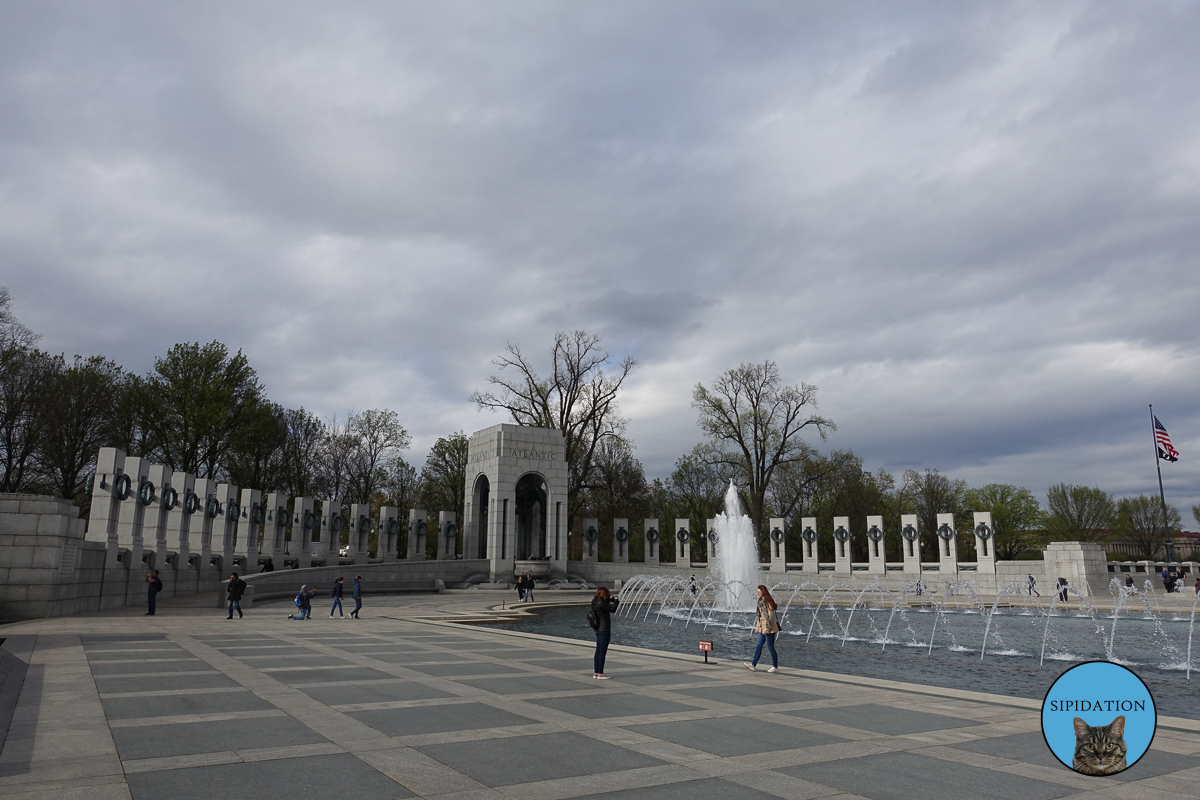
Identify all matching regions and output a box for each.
[2,594,1200,800]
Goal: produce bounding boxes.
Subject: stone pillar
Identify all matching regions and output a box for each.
[675,519,690,563]
[321,501,343,566]
[866,515,886,575]
[348,503,370,563]
[238,488,262,574]
[768,517,786,573]
[408,509,428,560]
[114,457,151,571]
[644,518,659,563]
[294,497,316,568]
[832,516,851,575]
[972,511,996,575]
[706,518,717,562]
[212,483,240,574]
[142,463,172,572]
[581,517,599,562]
[801,516,817,572]
[900,514,920,576]
[88,448,126,567]
[259,492,285,568]
[378,505,398,562]
[936,512,958,576]
[192,478,217,569]
[613,518,629,564]
[439,511,458,560]
[165,471,195,575]
[1043,541,1109,599]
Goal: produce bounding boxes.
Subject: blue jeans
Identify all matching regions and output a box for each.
[352,598,362,617]
[331,598,343,616]
[147,590,157,615]
[227,600,241,617]
[594,630,611,674]
[752,632,777,668]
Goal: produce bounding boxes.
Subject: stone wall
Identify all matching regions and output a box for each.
[0,493,223,622]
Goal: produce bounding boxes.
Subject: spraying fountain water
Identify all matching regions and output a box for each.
[708,481,760,610]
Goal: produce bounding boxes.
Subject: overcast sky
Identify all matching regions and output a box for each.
[2,2,1198,513]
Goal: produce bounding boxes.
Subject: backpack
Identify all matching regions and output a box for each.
[331,584,338,597]
[586,606,600,631]
[295,592,304,607]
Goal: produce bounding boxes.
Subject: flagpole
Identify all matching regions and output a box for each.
[1150,404,1173,560]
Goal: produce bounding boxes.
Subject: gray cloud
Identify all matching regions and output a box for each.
[2,1,1198,511]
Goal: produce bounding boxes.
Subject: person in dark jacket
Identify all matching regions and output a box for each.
[351,576,363,619]
[226,573,246,619]
[330,577,345,618]
[145,570,163,615]
[591,587,620,679]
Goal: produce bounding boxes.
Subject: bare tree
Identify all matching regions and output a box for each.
[470,330,635,523]
[278,408,327,497]
[344,409,411,504]
[692,361,834,538]
[1113,494,1181,559]
[0,347,59,493]
[0,287,37,349]
[902,468,968,560]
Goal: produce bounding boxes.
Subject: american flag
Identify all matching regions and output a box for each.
[1154,415,1180,462]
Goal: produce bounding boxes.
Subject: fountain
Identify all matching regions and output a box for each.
[707,481,761,611]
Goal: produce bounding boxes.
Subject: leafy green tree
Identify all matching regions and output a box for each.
[343,408,411,505]
[692,360,834,543]
[470,330,635,529]
[223,400,287,491]
[1113,495,1181,559]
[963,483,1043,560]
[1044,483,1114,543]
[809,458,896,563]
[141,341,264,477]
[417,431,469,556]
[36,355,125,500]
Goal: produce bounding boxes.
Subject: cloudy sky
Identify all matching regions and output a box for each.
[2,2,1198,512]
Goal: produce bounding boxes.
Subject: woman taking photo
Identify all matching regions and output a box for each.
[744,584,781,673]
[591,587,620,679]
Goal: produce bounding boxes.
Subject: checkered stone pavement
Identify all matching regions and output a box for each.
[2,594,1200,800]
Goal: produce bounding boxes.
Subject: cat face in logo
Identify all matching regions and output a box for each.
[1072,715,1127,775]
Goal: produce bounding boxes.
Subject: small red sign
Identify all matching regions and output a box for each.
[698,640,713,652]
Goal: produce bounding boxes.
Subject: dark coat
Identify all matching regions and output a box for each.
[332,582,343,598]
[227,578,246,601]
[353,580,362,600]
[591,597,620,632]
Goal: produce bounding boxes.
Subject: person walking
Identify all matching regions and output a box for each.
[330,577,345,618]
[145,570,163,615]
[1057,577,1069,603]
[351,576,363,618]
[591,587,620,679]
[523,572,535,603]
[744,585,782,673]
[1026,573,1039,597]
[1125,574,1134,590]
[226,573,246,619]
[689,575,698,598]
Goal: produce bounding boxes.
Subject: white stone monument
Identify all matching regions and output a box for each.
[462,424,568,581]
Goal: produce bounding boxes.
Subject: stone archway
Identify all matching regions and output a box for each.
[472,474,490,560]
[514,473,547,560]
